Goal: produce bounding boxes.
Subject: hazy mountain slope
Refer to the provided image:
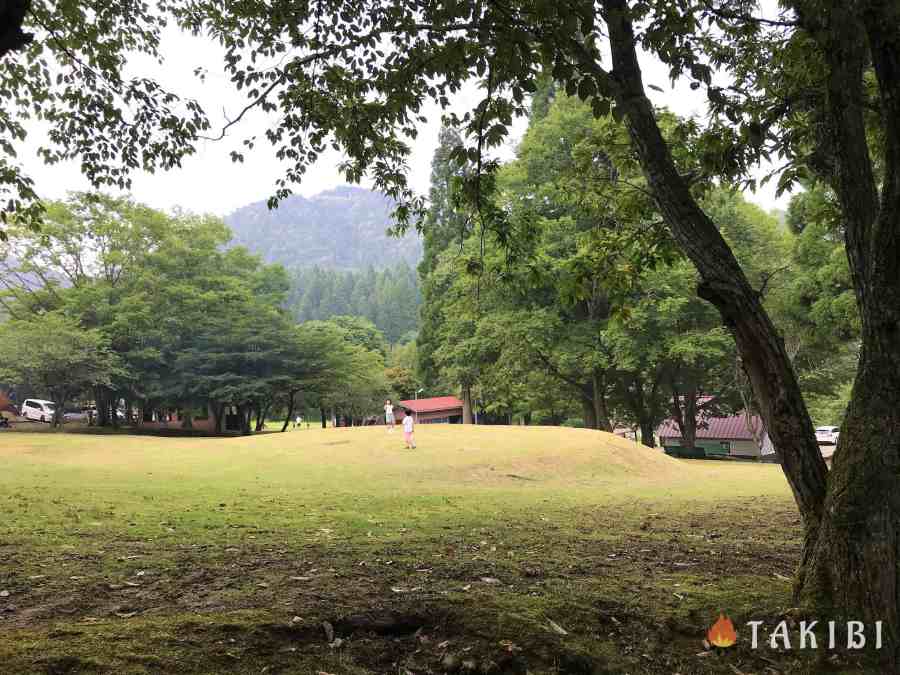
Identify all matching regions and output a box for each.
[224,186,422,270]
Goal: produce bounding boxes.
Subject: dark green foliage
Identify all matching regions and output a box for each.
[287,263,420,344]
[2,1,209,234]
[0,193,386,431]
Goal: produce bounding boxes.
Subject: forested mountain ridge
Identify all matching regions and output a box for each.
[287,264,420,344]
[224,186,422,270]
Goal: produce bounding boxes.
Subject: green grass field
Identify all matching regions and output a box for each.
[0,425,857,673]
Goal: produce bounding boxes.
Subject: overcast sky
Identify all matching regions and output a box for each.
[19,25,791,219]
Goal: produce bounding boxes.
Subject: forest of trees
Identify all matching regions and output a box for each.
[415,92,857,445]
[0,195,410,431]
[287,264,420,345]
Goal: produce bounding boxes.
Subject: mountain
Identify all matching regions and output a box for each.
[224,186,422,270]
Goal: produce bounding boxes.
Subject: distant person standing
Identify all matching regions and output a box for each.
[384,399,395,432]
[402,409,416,449]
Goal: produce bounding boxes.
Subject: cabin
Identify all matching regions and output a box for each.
[657,412,775,460]
[396,396,465,424]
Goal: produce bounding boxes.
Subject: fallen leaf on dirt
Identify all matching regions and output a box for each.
[480,577,500,584]
[329,637,343,649]
[289,576,312,581]
[315,672,336,675]
[322,621,334,643]
[257,582,269,588]
[124,581,141,587]
[460,584,471,591]
[774,573,791,581]
[116,611,138,618]
[291,616,303,624]
[547,619,568,635]
[0,591,9,598]
[28,575,46,580]
[391,586,409,593]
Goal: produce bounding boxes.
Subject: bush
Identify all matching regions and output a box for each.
[562,417,585,428]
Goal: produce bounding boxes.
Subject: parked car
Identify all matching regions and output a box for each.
[63,408,89,422]
[21,398,57,422]
[815,426,841,445]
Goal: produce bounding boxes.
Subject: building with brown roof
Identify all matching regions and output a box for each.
[657,412,775,460]
[396,396,464,424]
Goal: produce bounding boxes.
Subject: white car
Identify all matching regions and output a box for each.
[815,426,840,445]
[21,398,56,422]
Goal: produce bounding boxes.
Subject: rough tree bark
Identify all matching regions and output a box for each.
[603,0,900,660]
[282,391,296,432]
[461,384,473,424]
[669,384,699,451]
[794,0,900,656]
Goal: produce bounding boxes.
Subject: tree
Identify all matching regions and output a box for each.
[0,313,121,426]
[325,315,389,361]
[594,3,900,646]
[418,126,470,390]
[2,1,208,233]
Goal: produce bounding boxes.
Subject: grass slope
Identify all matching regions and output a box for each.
[0,426,859,673]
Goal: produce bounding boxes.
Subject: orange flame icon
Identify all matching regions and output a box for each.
[707,614,737,648]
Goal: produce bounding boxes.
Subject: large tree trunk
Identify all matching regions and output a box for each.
[602,0,900,659]
[638,416,656,448]
[604,0,828,572]
[670,385,699,450]
[582,398,598,429]
[95,386,110,427]
[592,373,614,432]
[461,384,473,424]
[804,337,900,651]
[282,391,296,432]
[320,407,327,429]
[791,2,900,658]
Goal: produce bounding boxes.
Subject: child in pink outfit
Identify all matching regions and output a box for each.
[402,409,416,449]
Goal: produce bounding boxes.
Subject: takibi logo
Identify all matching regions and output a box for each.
[705,613,885,650]
[707,614,737,648]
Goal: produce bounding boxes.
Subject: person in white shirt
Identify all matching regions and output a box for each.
[402,409,416,449]
[384,399,395,432]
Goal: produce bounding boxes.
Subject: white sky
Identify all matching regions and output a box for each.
[19,26,790,219]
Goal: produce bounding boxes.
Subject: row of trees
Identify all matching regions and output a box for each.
[416,93,858,449]
[0,195,392,430]
[287,263,420,344]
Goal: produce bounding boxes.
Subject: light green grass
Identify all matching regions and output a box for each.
[0,426,854,673]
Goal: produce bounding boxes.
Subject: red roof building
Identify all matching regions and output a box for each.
[396,396,464,424]
[657,412,775,460]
